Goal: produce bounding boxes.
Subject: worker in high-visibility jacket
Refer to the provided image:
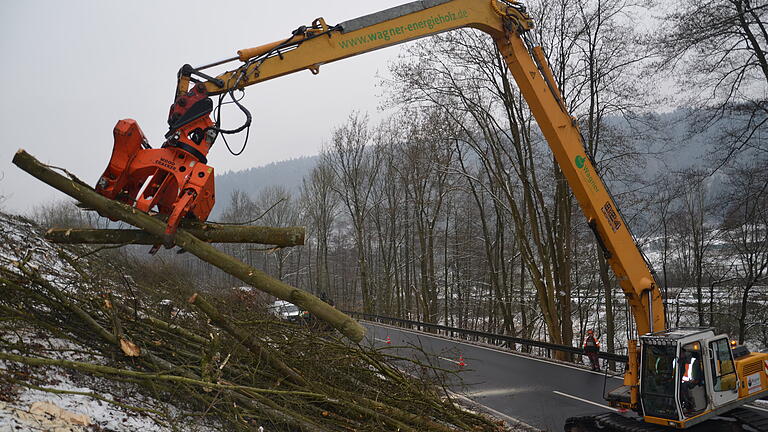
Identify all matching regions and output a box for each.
[583,329,601,371]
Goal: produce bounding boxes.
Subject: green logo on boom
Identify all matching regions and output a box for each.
[575,155,586,169]
[575,154,600,193]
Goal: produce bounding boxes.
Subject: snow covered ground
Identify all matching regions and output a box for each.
[0,213,221,431]
[0,334,221,432]
[0,371,211,431]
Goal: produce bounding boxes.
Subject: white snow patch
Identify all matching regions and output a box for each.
[0,365,220,432]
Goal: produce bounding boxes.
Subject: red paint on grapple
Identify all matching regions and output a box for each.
[95,119,215,243]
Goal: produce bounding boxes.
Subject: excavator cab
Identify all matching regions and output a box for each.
[639,329,741,428]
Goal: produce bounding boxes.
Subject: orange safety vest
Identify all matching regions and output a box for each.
[584,335,600,350]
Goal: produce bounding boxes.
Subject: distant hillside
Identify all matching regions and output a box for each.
[210,109,757,219]
[212,155,318,217]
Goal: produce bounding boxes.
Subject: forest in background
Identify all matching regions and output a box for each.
[29,0,768,361]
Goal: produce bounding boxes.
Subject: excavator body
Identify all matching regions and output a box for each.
[638,330,767,428]
[569,328,768,431]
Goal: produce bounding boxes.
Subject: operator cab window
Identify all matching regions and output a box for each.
[678,342,706,418]
[641,344,678,419]
[709,338,737,392]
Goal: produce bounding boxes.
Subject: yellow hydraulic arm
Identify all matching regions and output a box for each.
[178,0,666,408]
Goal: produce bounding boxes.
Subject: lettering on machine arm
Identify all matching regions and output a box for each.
[574,155,600,193]
[337,10,469,49]
[601,202,622,232]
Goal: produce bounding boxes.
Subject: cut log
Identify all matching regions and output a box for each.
[45,225,305,247]
[12,149,365,343]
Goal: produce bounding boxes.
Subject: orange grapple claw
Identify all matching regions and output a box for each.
[95,118,215,241]
[96,84,217,243]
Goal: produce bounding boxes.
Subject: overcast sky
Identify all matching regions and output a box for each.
[0,0,411,213]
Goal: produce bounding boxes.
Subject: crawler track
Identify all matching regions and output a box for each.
[564,409,768,432]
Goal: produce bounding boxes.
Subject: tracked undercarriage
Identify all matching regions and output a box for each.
[565,407,768,432]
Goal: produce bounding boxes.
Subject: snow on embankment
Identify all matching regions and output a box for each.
[0,213,514,431]
[0,213,216,431]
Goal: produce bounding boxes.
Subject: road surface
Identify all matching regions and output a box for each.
[362,321,768,432]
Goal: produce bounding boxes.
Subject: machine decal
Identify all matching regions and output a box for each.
[747,372,763,394]
[575,155,600,193]
[338,10,469,49]
[575,155,586,168]
[156,158,177,171]
[601,202,622,232]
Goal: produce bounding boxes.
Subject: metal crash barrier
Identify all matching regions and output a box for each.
[346,311,629,365]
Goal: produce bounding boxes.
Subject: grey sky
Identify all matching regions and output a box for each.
[0,0,409,212]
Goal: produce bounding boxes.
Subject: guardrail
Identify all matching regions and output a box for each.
[346,311,629,365]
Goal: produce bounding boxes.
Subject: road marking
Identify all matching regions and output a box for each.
[553,390,618,412]
[747,403,768,413]
[364,322,621,379]
[468,388,527,397]
[439,356,461,365]
[449,391,538,430]
[378,350,536,429]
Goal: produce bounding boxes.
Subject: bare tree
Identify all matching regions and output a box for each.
[301,157,340,299]
[393,109,459,323]
[387,26,577,351]
[31,200,110,229]
[221,189,255,224]
[368,118,408,316]
[652,0,768,169]
[455,142,520,337]
[720,159,768,343]
[254,185,296,281]
[680,171,720,326]
[326,113,381,313]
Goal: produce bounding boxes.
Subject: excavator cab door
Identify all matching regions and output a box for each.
[678,341,708,418]
[704,336,739,408]
[639,340,681,421]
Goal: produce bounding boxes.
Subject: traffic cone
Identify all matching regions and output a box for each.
[458,354,465,368]
[386,335,391,344]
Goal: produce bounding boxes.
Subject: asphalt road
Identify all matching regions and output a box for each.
[362,322,768,432]
[363,321,618,431]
